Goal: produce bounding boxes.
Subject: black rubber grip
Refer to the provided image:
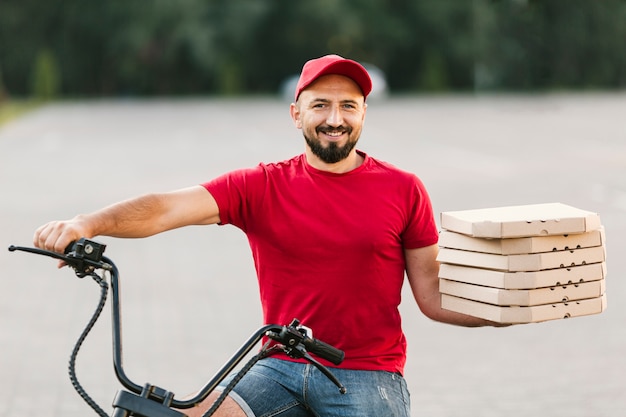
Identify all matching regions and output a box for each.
[303,337,345,365]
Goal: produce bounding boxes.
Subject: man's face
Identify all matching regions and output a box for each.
[291,74,367,164]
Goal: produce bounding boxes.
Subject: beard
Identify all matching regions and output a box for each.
[304,126,359,164]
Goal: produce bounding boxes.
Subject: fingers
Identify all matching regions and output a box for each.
[33,220,81,253]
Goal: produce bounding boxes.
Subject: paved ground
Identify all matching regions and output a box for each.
[0,94,625,416]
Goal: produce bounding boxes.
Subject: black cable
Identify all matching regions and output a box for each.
[67,271,110,417]
[201,343,279,417]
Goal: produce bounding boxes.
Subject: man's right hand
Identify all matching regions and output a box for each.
[33,216,92,255]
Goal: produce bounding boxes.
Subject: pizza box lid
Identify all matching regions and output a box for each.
[441,203,601,238]
[441,293,606,324]
[438,262,607,289]
[438,227,604,255]
[439,278,605,306]
[437,245,605,272]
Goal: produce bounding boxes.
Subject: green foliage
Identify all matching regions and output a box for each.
[0,0,624,97]
[0,65,6,100]
[0,100,40,127]
[31,49,61,100]
[419,50,449,91]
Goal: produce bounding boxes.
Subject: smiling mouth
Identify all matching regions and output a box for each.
[317,127,350,138]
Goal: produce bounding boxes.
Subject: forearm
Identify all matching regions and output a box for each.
[419,289,509,327]
[34,186,219,253]
[33,193,171,253]
[406,245,510,328]
[81,193,171,239]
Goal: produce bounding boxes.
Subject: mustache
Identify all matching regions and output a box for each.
[316,125,352,134]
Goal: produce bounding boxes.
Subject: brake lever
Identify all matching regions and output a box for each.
[301,351,347,394]
[9,238,111,277]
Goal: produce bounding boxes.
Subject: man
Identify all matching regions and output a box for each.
[34,55,504,416]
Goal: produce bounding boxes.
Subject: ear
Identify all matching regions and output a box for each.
[290,102,302,129]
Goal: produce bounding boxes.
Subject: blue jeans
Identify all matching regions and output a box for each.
[217,358,411,417]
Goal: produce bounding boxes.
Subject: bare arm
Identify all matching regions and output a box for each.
[405,244,508,327]
[34,185,220,253]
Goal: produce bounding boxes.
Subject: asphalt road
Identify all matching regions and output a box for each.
[1,94,625,416]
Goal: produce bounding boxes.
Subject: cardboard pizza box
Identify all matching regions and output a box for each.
[438,228,604,255]
[441,294,607,324]
[437,245,605,272]
[438,262,607,289]
[440,203,602,238]
[439,278,605,306]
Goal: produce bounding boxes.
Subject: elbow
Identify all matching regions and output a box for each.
[416,293,502,327]
[416,295,445,322]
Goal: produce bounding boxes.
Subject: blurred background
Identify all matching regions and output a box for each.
[0,0,625,105]
[1,1,625,417]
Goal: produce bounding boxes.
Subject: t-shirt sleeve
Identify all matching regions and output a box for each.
[401,175,439,249]
[201,165,266,231]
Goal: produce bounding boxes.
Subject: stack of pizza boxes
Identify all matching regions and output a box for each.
[437,203,607,324]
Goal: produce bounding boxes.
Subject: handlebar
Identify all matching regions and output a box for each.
[266,320,344,366]
[9,239,144,396]
[8,238,346,415]
[304,335,346,365]
[9,238,111,276]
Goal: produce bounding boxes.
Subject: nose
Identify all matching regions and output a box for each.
[326,104,344,127]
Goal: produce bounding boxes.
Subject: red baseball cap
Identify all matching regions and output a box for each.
[294,54,373,101]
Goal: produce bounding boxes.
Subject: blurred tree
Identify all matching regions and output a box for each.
[369,1,480,92]
[0,0,624,96]
[208,0,272,94]
[0,64,6,101]
[541,0,626,89]
[100,0,217,95]
[245,0,409,91]
[476,0,626,90]
[31,49,61,99]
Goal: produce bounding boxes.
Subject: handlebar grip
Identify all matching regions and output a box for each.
[303,337,345,365]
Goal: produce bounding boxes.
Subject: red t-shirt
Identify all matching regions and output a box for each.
[203,151,438,374]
